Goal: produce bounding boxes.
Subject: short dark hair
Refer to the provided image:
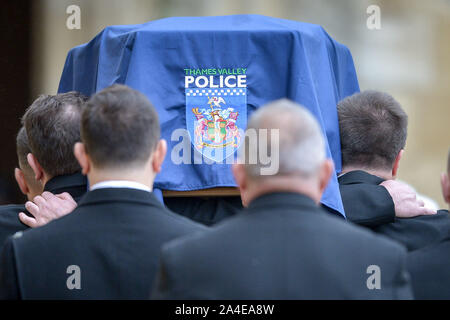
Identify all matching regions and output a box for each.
[22,91,88,177]
[338,90,408,170]
[81,84,160,168]
[16,127,31,169]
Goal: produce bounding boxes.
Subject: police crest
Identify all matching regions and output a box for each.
[185,68,247,162]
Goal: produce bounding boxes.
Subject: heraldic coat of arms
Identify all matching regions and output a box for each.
[186,88,247,162]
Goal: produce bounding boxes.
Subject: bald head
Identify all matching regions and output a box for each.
[234,99,333,206]
[242,99,325,178]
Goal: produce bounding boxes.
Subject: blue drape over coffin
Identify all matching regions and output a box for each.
[58,15,360,217]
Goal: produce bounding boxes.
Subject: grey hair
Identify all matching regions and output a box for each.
[241,99,325,177]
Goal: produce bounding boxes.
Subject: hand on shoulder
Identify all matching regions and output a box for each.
[18,191,77,228]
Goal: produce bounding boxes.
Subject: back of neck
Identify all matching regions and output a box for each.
[341,166,393,180]
[246,176,321,205]
[87,169,154,191]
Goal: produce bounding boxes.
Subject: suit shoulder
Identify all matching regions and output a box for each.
[159,207,209,232]
[165,207,405,253]
[308,209,408,256]
[9,206,82,246]
[0,204,25,216]
[437,209,449,216]
[160,213,258,258]
[395,210,450,223]
[0,204,28,236]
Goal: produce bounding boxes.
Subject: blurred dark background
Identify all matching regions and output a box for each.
[0,1,31,204]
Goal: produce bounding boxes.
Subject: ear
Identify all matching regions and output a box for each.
[151,139,167,174]
[27,153,44,181]
[14,167,29,195]
[441,172,450,205]
[392,149,404,178]
[318,159,334,197]
[74,142,91,175]
[232,163,248,206]
[232,163,247,190]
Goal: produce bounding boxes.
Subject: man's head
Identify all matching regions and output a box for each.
[14,127,42,200]
[441,149,450,207]
[22,91,87,184]
[337,90,408,179]
[233,99,333,206]
[74,84,166,187]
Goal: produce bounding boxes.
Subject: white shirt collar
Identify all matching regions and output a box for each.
[337,172,347,178]
[90,180,151,193]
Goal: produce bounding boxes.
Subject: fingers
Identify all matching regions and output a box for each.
[42,191,58,201]
[420,206,437,215]
[33,195,46,208]
[56,192,71,200]
[56,192,76,203]
[18,212,38,228]
[20,191,76,228]
[417,199,425,207]
[25,201,40,216]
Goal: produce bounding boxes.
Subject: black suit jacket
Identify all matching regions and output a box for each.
[407,237,450,299]
[339,171,395,227]
[164,196,243,226]
[152,192,412,299]
[0,187,206,299]
[374,210,450,251]
[0,173,88,251]
[339,170,450,251]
